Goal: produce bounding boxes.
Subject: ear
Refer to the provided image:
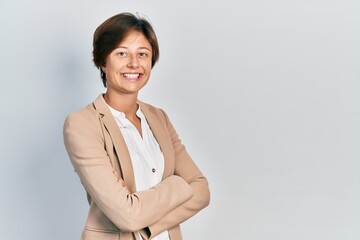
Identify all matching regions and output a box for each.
[101,65,106,72]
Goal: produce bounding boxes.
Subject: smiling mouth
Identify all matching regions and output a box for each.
[123,73,141,79]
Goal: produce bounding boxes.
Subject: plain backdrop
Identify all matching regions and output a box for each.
[1,0,359,239]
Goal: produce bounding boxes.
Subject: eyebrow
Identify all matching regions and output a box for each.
[117,46,151,51]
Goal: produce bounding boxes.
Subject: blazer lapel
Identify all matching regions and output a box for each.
[93,94,136,193]
[138,101,175,179]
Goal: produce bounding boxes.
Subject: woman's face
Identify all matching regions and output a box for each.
[102,31,152,96]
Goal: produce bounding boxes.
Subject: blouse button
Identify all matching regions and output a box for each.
[152,168,156,173]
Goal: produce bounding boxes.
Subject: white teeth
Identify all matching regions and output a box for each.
[123,73,140,79]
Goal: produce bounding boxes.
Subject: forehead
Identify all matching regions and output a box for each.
[117,31,151,49]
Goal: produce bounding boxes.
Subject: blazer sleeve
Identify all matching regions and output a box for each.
[63,110,193,233]
[146,109,211,238]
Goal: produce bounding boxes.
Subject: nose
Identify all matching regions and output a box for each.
[127,55,139,69]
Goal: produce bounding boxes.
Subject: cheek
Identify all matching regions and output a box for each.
[143,60,152,69]
[106,64,122,74]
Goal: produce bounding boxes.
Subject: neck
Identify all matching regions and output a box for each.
[104,91,139,118]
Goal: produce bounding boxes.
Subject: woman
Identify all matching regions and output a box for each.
[63,12,210,240]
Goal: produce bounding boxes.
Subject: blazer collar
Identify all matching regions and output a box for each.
[138,101,174,178]
[92,94,172,191]
[93,94,136,192]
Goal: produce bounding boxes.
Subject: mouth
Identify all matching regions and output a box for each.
[122,73,142,80]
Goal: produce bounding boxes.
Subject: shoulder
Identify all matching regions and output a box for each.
[138,100,168,121]
[64,94,108,126]
[65,102,97,122]
[63,101,102,133]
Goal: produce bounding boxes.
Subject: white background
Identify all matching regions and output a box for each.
[0,0,359,239]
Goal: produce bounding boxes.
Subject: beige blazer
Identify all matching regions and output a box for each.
[63,95,210,240]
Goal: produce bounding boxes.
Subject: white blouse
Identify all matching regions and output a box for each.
[108,104,169,240]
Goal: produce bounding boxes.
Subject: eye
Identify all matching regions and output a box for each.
[139,52,148,57]
[117,51,127,57]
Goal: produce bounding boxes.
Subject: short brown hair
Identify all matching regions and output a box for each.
[92,12,160,87]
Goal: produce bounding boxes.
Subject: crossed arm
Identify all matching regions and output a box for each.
[63,109,210,237]
[145,110,210,238]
